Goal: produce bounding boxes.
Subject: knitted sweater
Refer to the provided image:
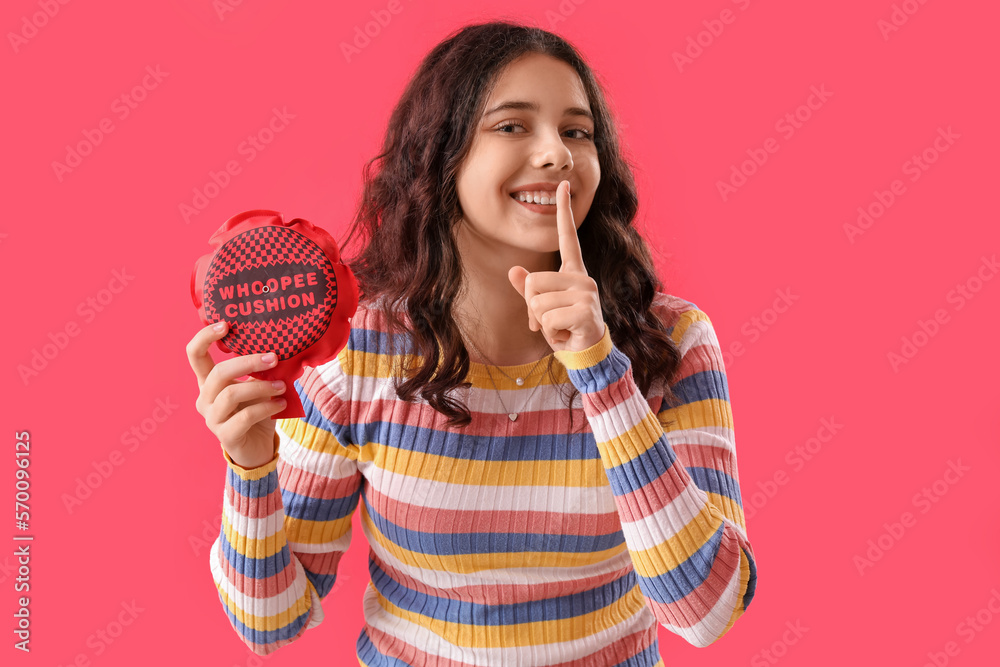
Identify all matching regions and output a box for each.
[209,292,757,665]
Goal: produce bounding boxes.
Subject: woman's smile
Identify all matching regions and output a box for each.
[511,194,559,214]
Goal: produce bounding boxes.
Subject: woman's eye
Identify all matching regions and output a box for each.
[495,120,526,133]
[494,121,594,140]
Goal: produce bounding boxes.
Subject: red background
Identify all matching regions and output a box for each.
[4,1,999,665]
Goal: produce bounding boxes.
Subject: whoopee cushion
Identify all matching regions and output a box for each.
[191,209,358,419]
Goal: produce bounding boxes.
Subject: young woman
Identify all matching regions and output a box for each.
[187,20,757,666]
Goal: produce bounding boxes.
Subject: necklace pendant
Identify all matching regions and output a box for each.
[508,413,518,421]
[516,377,524,386]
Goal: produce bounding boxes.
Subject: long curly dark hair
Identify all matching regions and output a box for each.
[339,20,683,430]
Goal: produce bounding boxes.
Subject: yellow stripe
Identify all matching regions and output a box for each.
[376,442,613,489]
[284,512,354,546]
[215,576,313,633]
[593,412,670,467]
[277,417,356,459]
[221,504,354,559]
[658,396,734,433]
[670,308,710,345]
[625,504,726,578]
[707,491,746,532]
[553,324,612,371]
[360,501,627,572]
[716,547,752,642]
[352,347,575,390]
[369,580,649,647]
[221,510,287,560]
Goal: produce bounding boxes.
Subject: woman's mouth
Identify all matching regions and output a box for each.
[509,191,568,214]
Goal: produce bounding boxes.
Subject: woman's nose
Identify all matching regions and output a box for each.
[531,129,574,169]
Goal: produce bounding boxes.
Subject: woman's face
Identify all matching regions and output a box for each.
[454,52,600,268]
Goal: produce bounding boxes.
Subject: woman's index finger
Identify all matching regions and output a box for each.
[557,180,586,274]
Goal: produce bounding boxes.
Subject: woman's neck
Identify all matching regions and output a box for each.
[453,266,555,367]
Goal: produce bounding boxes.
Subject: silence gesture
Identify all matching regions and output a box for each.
[508,180,607,353]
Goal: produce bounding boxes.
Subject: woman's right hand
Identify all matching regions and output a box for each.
[186,321,287,469]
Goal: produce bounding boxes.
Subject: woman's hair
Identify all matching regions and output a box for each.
[339,19,683,430]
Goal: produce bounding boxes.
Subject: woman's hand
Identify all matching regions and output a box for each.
[508,180,606,354]
[186,321,286,469]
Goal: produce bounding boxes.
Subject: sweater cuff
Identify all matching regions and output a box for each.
[553,323,631,395]
[220,431,280,481]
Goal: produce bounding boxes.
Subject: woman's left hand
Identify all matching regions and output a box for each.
[508,180,607,354]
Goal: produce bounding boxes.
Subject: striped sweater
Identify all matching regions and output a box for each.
[209,292,757,665]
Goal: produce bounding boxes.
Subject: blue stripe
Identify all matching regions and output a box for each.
[220,526,292,579]
[220,523,342,597]
[349,326,418,357]
[295,376,356,447]
[670,368,730,404]
[369,558,637,625]
[356,627,415,666]
[602,435,680,498]
[362,493,626,556]
[742,545,757,609]
[282,483,362,523]
[217,588,311,645]
[355,617,663,666]
[688,466,743,509]
[226,466,279,499]
[563,345,632,395]
[611,637,663,667]
[363,420,601,461]
[634,522,725,604]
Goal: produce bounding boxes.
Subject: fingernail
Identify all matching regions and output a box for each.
[271,381,285,392]
[261,353,276,365]
[213,322,226,333]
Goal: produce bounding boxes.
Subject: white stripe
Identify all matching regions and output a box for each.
[209,535,312,620]
[223,485,284,542]
[587,389,653,445]
[678,318,717,357]
[275,422,358,480]
[360,580,657,665]
[656,544,745,648]
[618,483,710,552]
[288,529,352,554]
[363,464,618,515]
[363,531,636,590]
[665,426,736,455]
[349,359,585,416]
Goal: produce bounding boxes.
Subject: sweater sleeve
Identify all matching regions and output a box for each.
[208,349,363,655]
[552,307,757,648]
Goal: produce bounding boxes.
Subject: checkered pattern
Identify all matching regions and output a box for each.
[202,225,338,359]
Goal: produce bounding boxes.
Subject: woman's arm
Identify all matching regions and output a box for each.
[209,351,364,655]
[553,303,757,648]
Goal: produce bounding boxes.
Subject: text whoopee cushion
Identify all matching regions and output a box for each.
[191,209,358,419]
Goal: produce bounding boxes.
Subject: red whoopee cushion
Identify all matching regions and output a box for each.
[191,209,358,419]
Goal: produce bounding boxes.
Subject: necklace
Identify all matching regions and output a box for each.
[459,324,550,422]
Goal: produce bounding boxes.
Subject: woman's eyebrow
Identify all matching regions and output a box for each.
[483,100,594,122]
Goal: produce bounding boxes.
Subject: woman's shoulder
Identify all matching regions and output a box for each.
[650,291,709,340]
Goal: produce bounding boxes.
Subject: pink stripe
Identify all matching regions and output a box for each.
[373,553,635,606]
[216,540,301,598]
[356,395,578,437]
[671,442,736,472]
[644,527,743,629]
[362,622,658,665]
[365,483,622,537]
[609,460,694,525]
[277,460,362,501]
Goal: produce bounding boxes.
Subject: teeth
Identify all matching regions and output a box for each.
[514,190,557,205]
